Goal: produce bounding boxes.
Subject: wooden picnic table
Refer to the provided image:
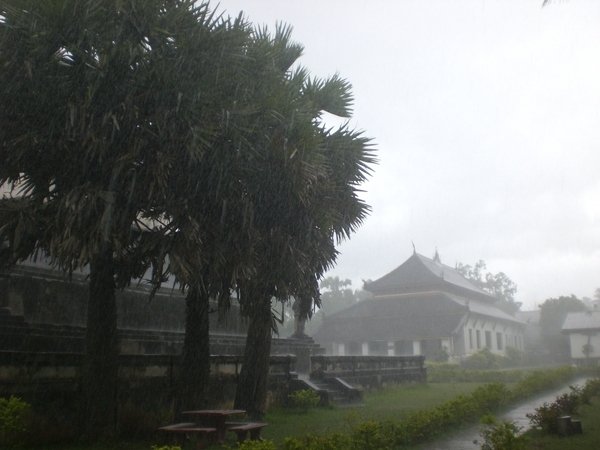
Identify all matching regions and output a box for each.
[181,409,246,442]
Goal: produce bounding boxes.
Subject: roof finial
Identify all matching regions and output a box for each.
[433,247,441,263]
[411,241,416,254]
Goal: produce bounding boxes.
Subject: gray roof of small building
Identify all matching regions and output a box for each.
[364,253,494,300]
[562,310,600,333]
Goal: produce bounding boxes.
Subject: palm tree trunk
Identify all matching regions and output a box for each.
[234,295,272,419]
[178,285,211,412]
[82,245,118,438]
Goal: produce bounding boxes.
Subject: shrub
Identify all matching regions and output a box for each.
[350,420,392,450]
[471,383,510,411]
[526,383,586,434]
[526,400,562,434]
[283,433,352,450]
[503,346,524,367]
[580,377,600,404]
[237,440,277,450]
[0,396,31,448]
[462,348,500,370]
[427,364,526,383]
[288,389,320,412]
[510,366,575,401]
[478,416,527,450]
[151,446,182,450]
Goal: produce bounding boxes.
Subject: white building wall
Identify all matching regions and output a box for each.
[568,332,600,359]
[460,317,525,358]
[362,342,369,356]
[412,340,421,355]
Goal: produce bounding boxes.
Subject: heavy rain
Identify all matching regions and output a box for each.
[1,1,600,449]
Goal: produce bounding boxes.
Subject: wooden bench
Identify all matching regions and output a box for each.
[227,422,268,442]
[158,422,218,448]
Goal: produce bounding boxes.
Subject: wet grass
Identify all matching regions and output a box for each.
[523,397,600,450]
[21,382,486,449]
[262,382,487,443]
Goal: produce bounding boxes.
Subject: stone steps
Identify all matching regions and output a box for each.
[307,377,363,406]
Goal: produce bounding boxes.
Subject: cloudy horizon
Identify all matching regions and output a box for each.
[218,0,600,310]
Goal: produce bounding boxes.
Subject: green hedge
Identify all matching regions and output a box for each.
[510,366,574,400]
[428,363,577,386]
[427,364,526,383]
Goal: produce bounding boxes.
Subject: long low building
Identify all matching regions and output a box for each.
[314,251,524,362]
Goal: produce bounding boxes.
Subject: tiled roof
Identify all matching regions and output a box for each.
[364,252,493,299]
[451,295,524,324]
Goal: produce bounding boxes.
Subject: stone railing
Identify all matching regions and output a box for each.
[310,355,426,386]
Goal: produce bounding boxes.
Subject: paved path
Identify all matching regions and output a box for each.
[423,378,589,450]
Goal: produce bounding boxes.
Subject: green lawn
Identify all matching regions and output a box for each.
[21,382,486,450]
[524,397,600,450]
[262,382,486,443]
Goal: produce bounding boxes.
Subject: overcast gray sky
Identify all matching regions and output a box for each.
[216,0,600,309]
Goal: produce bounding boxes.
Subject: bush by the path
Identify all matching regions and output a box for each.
[0,396,31,448]
[526,377,600,434]
[478,416,527,450]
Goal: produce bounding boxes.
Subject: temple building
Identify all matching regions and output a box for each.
[314,251,525,362]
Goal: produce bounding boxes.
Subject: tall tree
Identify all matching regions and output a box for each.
[0,0,249,435]
[319,277,369,316]
[303,277,369,335]
[231,25,375,418]
[149,7,253,412]
[539,294,587,361]
[456,260,520,313]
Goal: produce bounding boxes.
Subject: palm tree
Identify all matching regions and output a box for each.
[231,25,376,417]
[0,0,250,436]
